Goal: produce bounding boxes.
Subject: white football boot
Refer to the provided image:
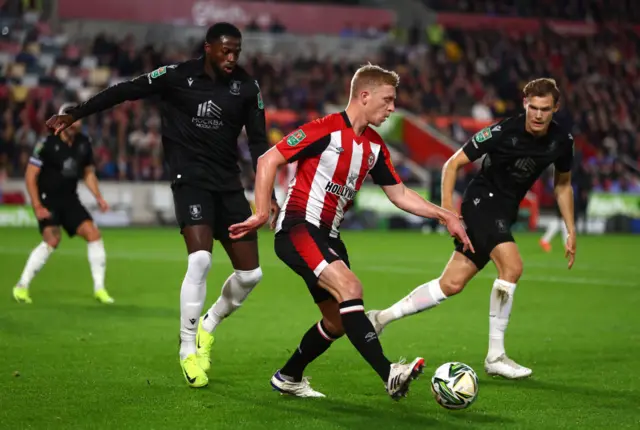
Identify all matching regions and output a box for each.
[484,354,532,379]
[270,370,326,398]
[386,357,425,400]
[366,310,385,336]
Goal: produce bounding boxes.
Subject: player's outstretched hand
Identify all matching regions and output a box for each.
[269,199,281,230]
[97,197,109,213]
[443,212,475,254]
[34,205,51,220]
[565,234,576,269]
[229,213,269,240]
[45,114,74,135]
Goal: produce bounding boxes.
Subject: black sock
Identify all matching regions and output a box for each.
[339,299,391,382]
[280,320,341,382]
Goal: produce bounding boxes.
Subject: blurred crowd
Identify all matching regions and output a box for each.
[1,2,639,200]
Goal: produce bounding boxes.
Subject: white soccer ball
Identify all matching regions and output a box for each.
[430,362,479,410]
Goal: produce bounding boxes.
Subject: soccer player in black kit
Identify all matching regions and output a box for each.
[46,23,279,388]
[13,104,113,305]
[367,78,577,379]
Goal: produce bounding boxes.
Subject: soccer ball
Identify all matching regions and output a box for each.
[430,362,479,410]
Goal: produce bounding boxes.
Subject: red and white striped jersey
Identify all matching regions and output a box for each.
[275,111,401,238]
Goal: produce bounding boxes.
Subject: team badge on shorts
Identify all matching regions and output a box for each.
[495,219,507,233]
[190,204,202,220]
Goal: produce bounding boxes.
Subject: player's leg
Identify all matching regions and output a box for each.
[318,260,425,399]
[484,241,531,379]
[74,218,113,304]
[173,185,215,388]
[272,298,343,398]
[197,191,263,371]
[13,223,60,303]
[368,251,480,334]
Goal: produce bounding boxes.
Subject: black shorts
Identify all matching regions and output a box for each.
[39,195,92,237]
[274,223,350,303]
[454,187,518,270]
[172,184,256,242]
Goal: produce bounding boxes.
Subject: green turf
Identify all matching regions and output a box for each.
[1,227,639,429]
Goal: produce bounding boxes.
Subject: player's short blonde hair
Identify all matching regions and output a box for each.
[523,78,560,104]
[350,64,400,99]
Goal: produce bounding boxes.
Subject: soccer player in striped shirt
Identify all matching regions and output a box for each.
[227,64,473,400]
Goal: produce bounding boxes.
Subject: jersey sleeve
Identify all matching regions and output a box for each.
[370,143,402,186]
[243,79,269,171]
[28,136,50,168]
[67,64,175,121]
[462,122,505,162]
[554,132,574,173]
[275,119,331,163]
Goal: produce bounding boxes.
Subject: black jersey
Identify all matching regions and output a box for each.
[29,133,94,198]
[65,58,268,192]
[462,114,574,203]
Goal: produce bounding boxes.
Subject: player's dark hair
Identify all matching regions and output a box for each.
[205,22,242,43]
[523,78,560,104]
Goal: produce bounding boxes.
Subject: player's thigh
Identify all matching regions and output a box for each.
[213,190,256,243]
[273,224,343,304]
[317,261,363,303]
[59,199,93,238]
[489,242,523,283]
[172,185,215,253]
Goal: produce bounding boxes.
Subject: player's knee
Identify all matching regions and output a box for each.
[235,267,262,288]
[186,250,212,282]
[338,278,363,301]
[500,261,523,283]
[44,236,60,248]
[43,230,61,248]
[439,277,466,297]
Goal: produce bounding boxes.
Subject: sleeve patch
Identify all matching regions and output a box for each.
[473,127,492,143]
[287,129,306,146]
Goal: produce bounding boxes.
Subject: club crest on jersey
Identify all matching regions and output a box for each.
[474,127,492,143]
[367,153,375,168]
[287,129,306,146]
[189,204,202,220]
[230,80,241,95]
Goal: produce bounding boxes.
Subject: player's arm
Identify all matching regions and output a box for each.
[82,141,109,212]
[442,124,502,211]
[375,146,474,252]
[26,139,49,219]
[373,147,448,221]
[46,65,173,133]
[243,80,277,202]
[554,135,576,268]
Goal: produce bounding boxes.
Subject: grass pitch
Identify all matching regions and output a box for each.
[1,228,639,429]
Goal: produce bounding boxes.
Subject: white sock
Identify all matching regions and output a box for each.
[542,217,561,243]
[377,278,447,326]
[202,268,263,334]
[179,250,212,360]
[87,239,106,292]
[18,242,55,288]
[488,279,517,360]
